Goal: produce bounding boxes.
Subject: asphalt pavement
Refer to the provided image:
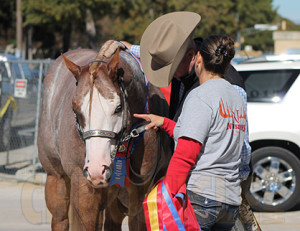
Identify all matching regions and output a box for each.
[0,173,300,230]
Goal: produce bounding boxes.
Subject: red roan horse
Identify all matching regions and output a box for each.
[38,47,172,230]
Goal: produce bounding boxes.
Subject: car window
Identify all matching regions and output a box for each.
[10,62,33,80]
[239,69,299,102]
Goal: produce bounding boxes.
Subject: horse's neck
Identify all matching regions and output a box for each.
[120,51,148,111]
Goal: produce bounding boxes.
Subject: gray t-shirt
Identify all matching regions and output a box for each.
[173,78,246,206]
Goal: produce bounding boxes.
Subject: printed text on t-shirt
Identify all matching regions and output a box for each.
[219,98,246,132]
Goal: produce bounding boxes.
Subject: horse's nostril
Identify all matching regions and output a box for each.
[105,166,112,182]
[83,168,89,178]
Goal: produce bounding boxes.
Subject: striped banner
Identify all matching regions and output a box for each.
[143,180,201,231]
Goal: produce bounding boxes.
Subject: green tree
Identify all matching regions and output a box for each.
[22,0,112,57]
[234,0,277,50]
[0,0,16,43]
[110,0,279,51]
[5,0,297,58]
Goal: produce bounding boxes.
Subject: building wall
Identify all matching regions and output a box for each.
[273,31,300,55]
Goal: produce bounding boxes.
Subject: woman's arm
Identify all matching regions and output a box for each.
[164,137,202,196]
[161,117,176,138]
[133,114,176,138]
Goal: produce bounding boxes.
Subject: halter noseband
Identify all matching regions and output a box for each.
[82,130,118,140]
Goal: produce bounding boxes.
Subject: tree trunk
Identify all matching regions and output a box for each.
[86,9,96,49]
[63,23,72,53]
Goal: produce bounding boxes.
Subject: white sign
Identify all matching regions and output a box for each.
[254,24,279,31]
[14,79,27,98]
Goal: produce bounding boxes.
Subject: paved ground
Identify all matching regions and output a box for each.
[1,177,300,231]
[0,179,50,231]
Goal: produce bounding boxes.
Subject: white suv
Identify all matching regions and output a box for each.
[235,60,300,212]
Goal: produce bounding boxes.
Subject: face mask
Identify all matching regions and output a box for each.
[179,65,196,85]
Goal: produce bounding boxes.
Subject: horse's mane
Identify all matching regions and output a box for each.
[85,48,144,124]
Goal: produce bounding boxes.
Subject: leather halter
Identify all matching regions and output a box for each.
[77,58,148,162]
[79,60,128,160]
[82,130,118,140]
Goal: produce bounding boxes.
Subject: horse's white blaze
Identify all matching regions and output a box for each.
[82,86,123,185]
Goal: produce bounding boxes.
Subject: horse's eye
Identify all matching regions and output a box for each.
[114,105,122,114]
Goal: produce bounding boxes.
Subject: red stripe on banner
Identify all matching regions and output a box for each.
[162,200,180,231]
[143,194,152,231]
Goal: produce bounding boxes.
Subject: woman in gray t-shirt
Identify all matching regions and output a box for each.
[135,34,246,231]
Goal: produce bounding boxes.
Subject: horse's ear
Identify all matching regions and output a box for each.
[61,53,81,80]
[108,48,119,76]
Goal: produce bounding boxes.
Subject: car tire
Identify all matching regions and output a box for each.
[246,146,300,212]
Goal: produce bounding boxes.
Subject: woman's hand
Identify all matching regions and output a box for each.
[133,114,164,131]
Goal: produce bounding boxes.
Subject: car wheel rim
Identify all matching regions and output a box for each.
[251,156,296,206]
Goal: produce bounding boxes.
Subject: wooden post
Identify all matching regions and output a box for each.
[16,0,23,58]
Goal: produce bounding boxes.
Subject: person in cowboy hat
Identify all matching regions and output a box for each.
[101,12,251,188]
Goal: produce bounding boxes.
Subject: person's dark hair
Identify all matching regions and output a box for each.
[199,34,235,76]
[193,37,203,52]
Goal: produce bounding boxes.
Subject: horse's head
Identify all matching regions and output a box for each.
[62,49,131,187]
[62,49,123,187]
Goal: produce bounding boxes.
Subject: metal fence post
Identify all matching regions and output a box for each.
[32,62,44,176]
[0,58,53,183]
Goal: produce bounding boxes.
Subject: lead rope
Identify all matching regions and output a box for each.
[126,129,161,187]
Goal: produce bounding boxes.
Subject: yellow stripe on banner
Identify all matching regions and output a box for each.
[147,185,160,231]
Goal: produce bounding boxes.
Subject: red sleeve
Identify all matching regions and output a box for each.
[160,83,171,105]
[164,137,202,196]
[161,117,176,138]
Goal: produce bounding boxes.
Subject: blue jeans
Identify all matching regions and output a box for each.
[187,190,239,231]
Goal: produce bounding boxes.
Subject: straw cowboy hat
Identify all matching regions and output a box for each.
[140,12,201,88]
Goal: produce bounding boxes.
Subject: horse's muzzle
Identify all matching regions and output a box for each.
[83,167,111,188]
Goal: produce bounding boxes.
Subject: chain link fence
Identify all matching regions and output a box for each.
[0,55,53,183]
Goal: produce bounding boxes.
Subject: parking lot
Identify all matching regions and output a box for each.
[0,176,300,231]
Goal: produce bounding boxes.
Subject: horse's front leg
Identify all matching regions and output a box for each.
[127,185,147,231]
[104,185,126,231]
[45,174,71,231]
[70,170,106,231]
